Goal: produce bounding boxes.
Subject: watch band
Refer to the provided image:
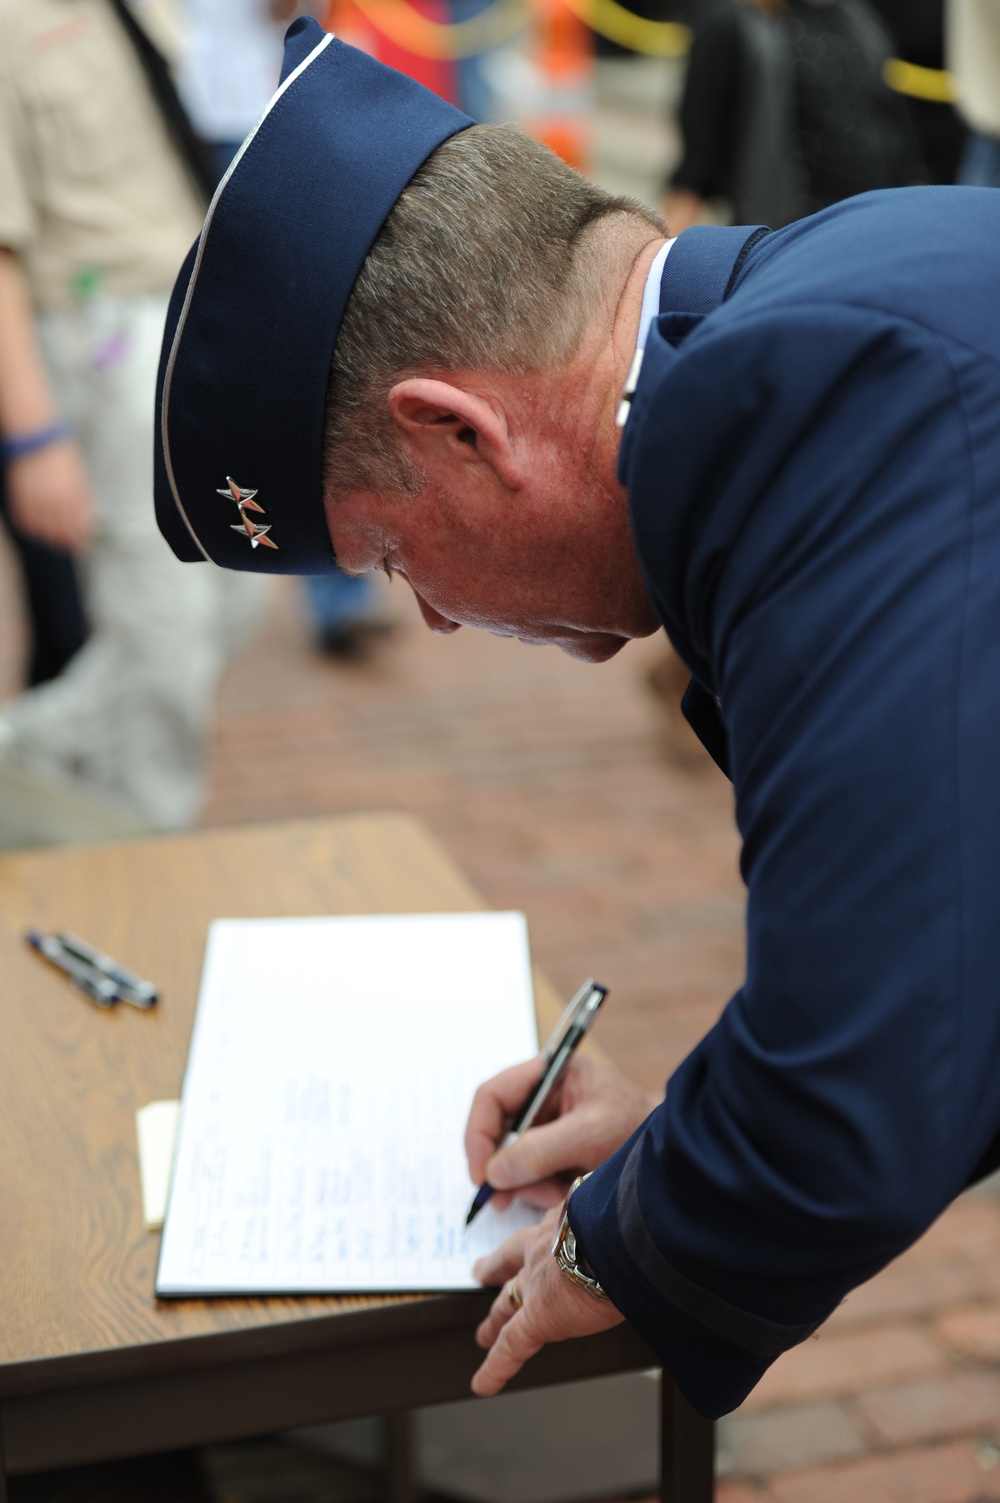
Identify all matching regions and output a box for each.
[551,1173,609,1299]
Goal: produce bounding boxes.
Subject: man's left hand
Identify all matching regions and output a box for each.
[471,1204,624,1396]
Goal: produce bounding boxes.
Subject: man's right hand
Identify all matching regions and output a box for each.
[7,440,96,552]
[464,1052,660,1211]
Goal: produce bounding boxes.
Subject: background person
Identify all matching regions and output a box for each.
[664,0,925,233]
[177,0,294,180]
[0,0,262,829]
[870,0,964,184]
[947,0,1000,187]
[0,455,89,690]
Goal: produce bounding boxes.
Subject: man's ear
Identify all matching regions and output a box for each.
[387,378,520,489]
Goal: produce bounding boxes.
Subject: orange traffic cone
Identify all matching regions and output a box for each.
[525,0,594,173]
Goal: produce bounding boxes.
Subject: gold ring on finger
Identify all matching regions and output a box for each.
[507,1277,522,1310]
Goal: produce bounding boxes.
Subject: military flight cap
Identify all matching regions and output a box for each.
[154,17,472,575]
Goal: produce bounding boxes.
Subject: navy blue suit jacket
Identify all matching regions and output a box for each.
[569,187,1000,1419]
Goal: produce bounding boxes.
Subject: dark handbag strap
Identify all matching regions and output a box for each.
[106,0,215,205]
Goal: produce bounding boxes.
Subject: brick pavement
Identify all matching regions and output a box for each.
[5,560,1000,1499]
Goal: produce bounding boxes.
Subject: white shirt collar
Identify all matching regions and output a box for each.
[616,238,676,428]
[636,238,674,352]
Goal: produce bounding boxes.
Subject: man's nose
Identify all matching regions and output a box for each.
[411,587,462,635]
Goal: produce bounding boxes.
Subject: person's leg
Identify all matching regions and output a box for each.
[906,97,965,185]
[3,295,264,827]
[303,570,394,660]
[304,570,372,627]
[957,129,1000,188]
[0,460,90,686]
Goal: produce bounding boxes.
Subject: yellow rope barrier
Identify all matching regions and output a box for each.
[882,57,956,104]
[349,0,530,59]
[559,0,690,57]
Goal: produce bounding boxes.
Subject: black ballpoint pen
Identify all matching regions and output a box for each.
[26,930,120,1009]
[465,978,608,1228]
[55,930,158,1008]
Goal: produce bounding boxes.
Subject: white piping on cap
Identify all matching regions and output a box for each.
[159,30,337,561]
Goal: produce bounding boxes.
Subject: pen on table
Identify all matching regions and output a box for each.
[465,977,608,1228]
[55,930,158,1008]
[26,930,120,1009]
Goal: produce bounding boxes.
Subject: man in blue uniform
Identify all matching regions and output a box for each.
[154,15,1000,1419]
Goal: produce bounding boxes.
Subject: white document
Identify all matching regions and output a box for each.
[156,912,540,1296]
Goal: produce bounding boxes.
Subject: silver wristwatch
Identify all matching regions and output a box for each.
[551,1173,609,1299]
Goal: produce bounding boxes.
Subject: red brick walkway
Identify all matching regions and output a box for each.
[5,560,1000,1500]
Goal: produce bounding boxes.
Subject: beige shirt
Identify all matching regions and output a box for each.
[0,0,205,310]
[947,0,1000,138]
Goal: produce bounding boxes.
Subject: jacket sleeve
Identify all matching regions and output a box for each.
[572,297,1000,1418]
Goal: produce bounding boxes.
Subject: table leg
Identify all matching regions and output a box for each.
[660,1372,715,1503]
[386,1409,418,1503]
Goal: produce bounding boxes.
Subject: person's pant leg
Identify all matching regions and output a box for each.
[0,459,89,686]
[303,570,372,630]
[3,294,264,828]
[958,129,1000,188]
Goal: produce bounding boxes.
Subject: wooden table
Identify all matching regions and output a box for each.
[0,815,713,1501]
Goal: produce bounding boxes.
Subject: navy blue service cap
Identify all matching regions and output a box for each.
[154,17,472,575]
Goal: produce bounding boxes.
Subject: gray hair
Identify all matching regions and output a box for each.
[323,123,662,497]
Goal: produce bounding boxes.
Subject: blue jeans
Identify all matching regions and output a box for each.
[303,571,372,630]
[958,130,1000,189]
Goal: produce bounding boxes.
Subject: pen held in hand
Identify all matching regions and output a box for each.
[465,978,608,1228]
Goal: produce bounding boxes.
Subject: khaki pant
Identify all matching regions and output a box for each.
[3,293,264,829]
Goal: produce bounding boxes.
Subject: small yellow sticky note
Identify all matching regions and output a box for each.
[136,1099,180,1231]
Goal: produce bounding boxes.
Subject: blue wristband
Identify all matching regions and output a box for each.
[1,420,72,463]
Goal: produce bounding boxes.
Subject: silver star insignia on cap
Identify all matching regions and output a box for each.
[218,476,279,551]
[217,476,265,513]
[231,516,278,550]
